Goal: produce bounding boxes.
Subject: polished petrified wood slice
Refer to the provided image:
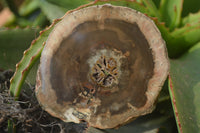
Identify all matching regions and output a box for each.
[35,4,169,129]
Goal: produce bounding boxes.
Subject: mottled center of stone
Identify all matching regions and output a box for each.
[91,56,118,87]
[88,49,127,88]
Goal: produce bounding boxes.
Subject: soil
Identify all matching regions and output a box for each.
[0,69,88,133]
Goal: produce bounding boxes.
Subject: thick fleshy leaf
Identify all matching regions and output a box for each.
[152,0,160,8]
[0,28,39,70]
[169,42,200,132]
[153,17,200,58]
[46,0,90,9]
[19,0,40,16]
[168,22,200,57]
[39,0,67,22]
[9,19,61,98]
[39,0,91,22]
[160,0,183,30]
[181,11,200,26]
[142,0,161,19]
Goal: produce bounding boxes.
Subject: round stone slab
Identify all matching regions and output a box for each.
[35,4,169,129]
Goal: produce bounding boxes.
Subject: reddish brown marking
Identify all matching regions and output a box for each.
[174,6,177,13]
[169,75,183,133]
[186,23,191,27]
[21,68,28,75]
[30,39,37,46]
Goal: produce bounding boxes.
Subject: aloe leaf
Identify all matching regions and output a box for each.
[160,0,183,30]
[32,12,48,27]
[154,18,200,58]
[19,0,40,16]
[0,28,39,70]
[169,42,200,132]
[39,0,67,22]
[135,0,142,3]
[45,0,90,9]
[142,0,161,19]
[181,11,200,26]
[39,0,91,22]
[4,0,20,17]
[168,22,200,57]
[152,0,160,8]
[9,19,61,98]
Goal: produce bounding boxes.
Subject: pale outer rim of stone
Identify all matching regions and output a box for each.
[35,4,169,129]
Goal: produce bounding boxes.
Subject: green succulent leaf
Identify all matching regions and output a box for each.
[45,0,90,9]
[152,0,160,8]
[19,0,40,16]
[169,42,200,133]
[168,22,200,57]
[181,11,200,26]
[39,0,92,22]
[9,19,61,98]
[39,0,67,22]
[0,28,39,70]
[32,12,49,27]
[160,0,183,30]
[141,0,161,19]
[153,17,200,58]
